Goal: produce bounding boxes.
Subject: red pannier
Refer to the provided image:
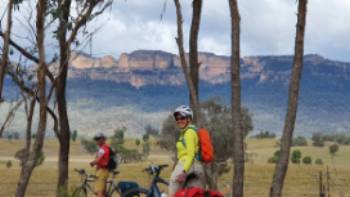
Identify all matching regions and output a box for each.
[175,187,224,197]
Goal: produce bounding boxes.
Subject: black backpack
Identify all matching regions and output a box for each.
[107,147,118,171]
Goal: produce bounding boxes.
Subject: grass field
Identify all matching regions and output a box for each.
[0,138,350,197]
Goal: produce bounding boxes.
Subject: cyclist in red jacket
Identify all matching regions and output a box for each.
[90,132,110,197]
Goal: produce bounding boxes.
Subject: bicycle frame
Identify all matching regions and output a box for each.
[146,169,169,197]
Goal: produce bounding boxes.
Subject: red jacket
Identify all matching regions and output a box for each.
[96,144,110,169]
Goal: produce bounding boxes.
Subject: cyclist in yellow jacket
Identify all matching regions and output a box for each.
[169,105,205,197]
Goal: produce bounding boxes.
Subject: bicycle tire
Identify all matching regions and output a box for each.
[121,187,150,197]
[72,186,87,197]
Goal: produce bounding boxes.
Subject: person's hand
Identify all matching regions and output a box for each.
[90,161,95,167]
[176,171,187,183]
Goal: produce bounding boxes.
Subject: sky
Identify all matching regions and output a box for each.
[1,0,350,62]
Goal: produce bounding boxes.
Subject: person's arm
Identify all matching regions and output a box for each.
[90,148,105,167]
[182,129,197,172]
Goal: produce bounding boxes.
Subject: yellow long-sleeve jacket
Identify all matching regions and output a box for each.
[176,124,199,172]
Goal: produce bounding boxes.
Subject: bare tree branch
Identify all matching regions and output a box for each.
[173,0,199,120]
[0,0,14,102]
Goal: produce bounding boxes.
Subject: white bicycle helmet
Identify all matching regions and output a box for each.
[173,105,193,119]
[93,132,106,140]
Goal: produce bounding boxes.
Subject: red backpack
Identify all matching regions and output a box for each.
[197,128,214,163]
[184,126,214,163]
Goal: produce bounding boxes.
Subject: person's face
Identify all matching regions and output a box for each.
[175,115,191,129]
[95,138,105,146]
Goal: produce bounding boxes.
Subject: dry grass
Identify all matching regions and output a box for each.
[1,138,350,197]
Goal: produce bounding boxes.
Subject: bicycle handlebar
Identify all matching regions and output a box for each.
[74,168,86,175]
[143,164,169,175]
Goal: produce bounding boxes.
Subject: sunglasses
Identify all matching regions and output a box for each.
[175,116,187,121]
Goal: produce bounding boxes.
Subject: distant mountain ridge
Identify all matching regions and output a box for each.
[68,50,350,88]
[2,50,350,136]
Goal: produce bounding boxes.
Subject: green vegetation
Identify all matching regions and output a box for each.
[329,143,339,156]
[268,150,281,164]
[292,136,307,146]
[1,138,350,196]
[315,158,323,165]
[291,150,302,164]
[254,130,276,139]
[302,156,312,165]
[71,130,78,142]
[312,132,350,147]
[80,138,98,154]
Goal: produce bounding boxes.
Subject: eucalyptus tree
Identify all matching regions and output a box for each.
[269,1,308,196]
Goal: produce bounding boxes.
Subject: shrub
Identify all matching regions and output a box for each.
[291,150,302,164]
[329,144,339,156]
[267,150,281,164]
[81,138,98,154]
[268,156,278,164]
[312,133,324,147]
[315,158,323,165]
[6,160,12,168]
[71,130,78,142]
[302,156,312,164]
[135,139,140,146]
[292,136,307,146]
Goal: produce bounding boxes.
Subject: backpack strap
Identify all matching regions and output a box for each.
[180,125,201,161]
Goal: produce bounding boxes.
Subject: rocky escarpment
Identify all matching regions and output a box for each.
[68,50,350,88]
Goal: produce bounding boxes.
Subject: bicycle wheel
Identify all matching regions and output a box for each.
[121,187,150,197]
[72,186,87,197]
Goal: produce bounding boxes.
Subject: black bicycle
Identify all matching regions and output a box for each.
[72,168,121,197]
[121,164,169,197]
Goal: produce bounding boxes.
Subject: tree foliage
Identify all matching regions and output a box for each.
[302,156,312,165]
[329,143,339,156]
[291,150,302,164]
[254,130,276,139]
[292,136,307,146]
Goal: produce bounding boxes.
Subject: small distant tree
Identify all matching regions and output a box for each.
[268,150,281,164]
[6,160,12,168]
[71,130,78,142]
[315,158,323,165]
[292,136,307,146]
[81,138,98,154]
[142,142,151,159]
[302,156,312,165]
[255,130,276,139]
[142,134,151,158]
[142,133,150,142]
[291,150,302,164]
[114,127,126,145]
[135,139,141,147]
[329,144,339,156]
[145,125,159,136]
[312,132,324,147]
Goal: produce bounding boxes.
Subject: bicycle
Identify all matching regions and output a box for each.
[122,164,169,197]
[72,168,121,197]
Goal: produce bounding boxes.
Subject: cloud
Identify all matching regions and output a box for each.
[1,0,350,61]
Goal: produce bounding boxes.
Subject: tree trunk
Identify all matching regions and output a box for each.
[15,0,47,196]
[228,0,244,197]
[269,1,308,196]
[0,0,14,102]
[174,0,200,123]
[189,0,202,125]
[56,0,72,195]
